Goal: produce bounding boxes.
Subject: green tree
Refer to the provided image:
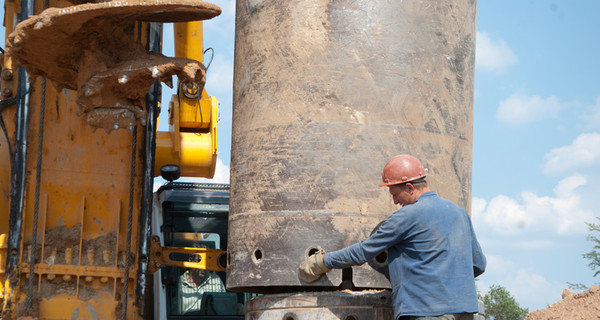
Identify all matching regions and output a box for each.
[583,217,600,278]
[479,285,529,320]
[567,216,600,291]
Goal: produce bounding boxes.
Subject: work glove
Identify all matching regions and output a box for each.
[298,250,331,283]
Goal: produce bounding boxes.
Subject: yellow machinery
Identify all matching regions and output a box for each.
[0,0,223,318]
[155,21,219,178]
[0,0,480,318]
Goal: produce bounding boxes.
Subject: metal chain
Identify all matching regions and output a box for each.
[121,123,137,319]
[26,77,45,308]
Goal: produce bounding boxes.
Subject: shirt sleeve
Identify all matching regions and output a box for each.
[470,223,486,277]
[206,272,226,292]
[324,211,406,269]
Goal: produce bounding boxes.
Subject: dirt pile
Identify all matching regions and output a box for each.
[525,285,600,320]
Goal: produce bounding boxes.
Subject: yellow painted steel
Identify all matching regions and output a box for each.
[149,236,226,273]
[0,73,144,318]
[0,1,18,307]
[37,293,135,319]
[174,21,204,63]
[179,91,212,130]
[155,95,218,177]
[0,234,6,303]
[0,1,147,318]
[174,22,212,129]
[154,20,218,178]
[1,4,220,320]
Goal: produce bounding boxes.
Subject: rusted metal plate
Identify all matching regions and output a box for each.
[229,0,476,291]
[5,0,220,131]
[227,213,391,292]
[6,0,220,90]
[246,291,393,320]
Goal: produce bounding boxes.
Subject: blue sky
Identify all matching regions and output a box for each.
[177,0,600,312]
[472,0,600,312]
[2,0,597,313]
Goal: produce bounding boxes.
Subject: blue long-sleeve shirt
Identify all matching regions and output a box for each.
[324,191,486,319]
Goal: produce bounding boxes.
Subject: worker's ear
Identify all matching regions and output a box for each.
[405,183,415,193]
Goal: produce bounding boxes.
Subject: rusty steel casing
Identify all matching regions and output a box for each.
[246,291,393,320]
[228,0,476,292]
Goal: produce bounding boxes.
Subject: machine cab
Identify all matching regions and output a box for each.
[153,183,251,319]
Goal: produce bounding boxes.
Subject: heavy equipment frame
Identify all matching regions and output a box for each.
[0,0,231,318]
[1,0,482,319]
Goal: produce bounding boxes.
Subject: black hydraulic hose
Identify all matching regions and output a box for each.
[135,21,162,319]
[2,66,32,318]
[203,47,214,71]
[26,78,46,309]
[0,98,16,167]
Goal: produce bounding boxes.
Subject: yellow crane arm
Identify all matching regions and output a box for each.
[155,21,218,179]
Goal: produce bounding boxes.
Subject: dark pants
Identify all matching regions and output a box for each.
[399,313,475,320]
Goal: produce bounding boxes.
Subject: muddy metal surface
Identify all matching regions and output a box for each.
[246,291,393,320]
[229,0,476,291]
[5,0,220,132]
[3,0,222,317]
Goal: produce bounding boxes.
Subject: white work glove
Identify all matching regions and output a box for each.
[298,250,331,283]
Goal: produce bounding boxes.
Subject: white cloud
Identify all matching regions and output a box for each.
[204,0,235,38]
[472,175,594,235]
[205,53,234,97]
[542,133,600,175]
[179,157,230,184]
[203,0,235,106]
[581,96,600,130]
[476,31,518,73]
[496,94,564,125]
[471,197,487,223]
[210,157,231,183]
[477,255,564,312]
[473,195,531,235]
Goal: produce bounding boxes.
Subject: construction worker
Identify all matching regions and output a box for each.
[299,154,486,320]
[178,245,226,314]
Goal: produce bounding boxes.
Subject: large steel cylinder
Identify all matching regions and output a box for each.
[228,0,476,292]
[246,291,393,320]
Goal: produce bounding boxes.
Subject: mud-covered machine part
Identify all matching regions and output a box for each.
[228,0,477,294]
[5,0,220,133]
[0,0,221,318]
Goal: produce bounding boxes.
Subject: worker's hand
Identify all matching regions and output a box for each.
[298,250,331,283]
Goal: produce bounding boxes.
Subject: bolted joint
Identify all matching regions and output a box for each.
[2,69,13,81]
[2,87,13,98]
[182,82,199,99]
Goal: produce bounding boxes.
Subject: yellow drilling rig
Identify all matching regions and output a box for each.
[0,0,479,319]
[0,0,236,318]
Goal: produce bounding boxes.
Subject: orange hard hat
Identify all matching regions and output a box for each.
[378,154,426,187]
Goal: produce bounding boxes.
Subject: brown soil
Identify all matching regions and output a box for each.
[39,277,77,298]
[21,224,82,265]
[525,286,600,320]
[81,231,117,266]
